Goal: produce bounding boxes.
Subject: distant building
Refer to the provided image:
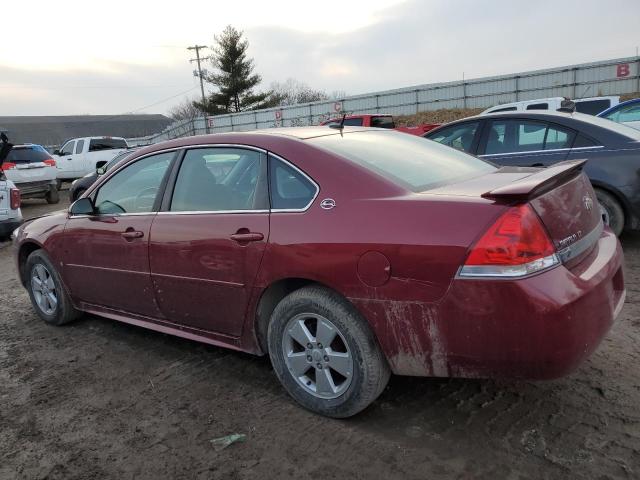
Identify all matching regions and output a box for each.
[0,114,172,148]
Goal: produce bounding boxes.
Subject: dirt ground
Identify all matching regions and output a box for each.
[1,190,639,480]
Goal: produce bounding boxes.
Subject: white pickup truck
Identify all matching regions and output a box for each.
[53,136,128,181]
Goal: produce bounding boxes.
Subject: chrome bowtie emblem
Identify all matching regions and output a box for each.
[320,198,336,210]
[583,195,593,211]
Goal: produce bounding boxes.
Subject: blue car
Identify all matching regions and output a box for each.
[598,98,640,131]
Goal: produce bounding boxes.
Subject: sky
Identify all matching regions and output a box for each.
[1,0,639,116]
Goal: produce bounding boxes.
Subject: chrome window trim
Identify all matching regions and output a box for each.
[268,152,320,213]
[480,145,604,158]
[68,212,158,219]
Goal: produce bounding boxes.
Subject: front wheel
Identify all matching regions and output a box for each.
[45,187,59,204]
[267,285,390,418]
[595,189,624,236]
[26,250,81,325]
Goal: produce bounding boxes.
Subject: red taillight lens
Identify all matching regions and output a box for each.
[460,204,558,277]
[43,158,56,167]
[1,162,16,171]
[10,188,20,210]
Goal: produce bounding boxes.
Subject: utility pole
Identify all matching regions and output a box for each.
[188,45,209,134]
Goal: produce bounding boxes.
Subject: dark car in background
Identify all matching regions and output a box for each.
[69,148,138,201]
[424,111,640,235]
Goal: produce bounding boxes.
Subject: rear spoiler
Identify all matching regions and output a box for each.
[481,159,587,200]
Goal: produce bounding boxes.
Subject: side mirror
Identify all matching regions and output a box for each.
[53,149,60,156]
[69,197,95,216]
[96,160,108,175]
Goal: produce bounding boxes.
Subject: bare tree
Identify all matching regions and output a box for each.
[269,79,332,106]
[168,97,202,120]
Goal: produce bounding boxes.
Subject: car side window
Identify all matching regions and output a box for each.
[485,120,574,154]
[94,152,173,215]
[269,156,317,210]
[170,148,265,212]
[60,141,75,156]
[428,122,479,153]
[75,139,84,154]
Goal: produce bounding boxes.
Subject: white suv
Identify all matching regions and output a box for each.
[3,144,59,204]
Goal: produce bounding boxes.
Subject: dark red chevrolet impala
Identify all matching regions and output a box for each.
[13,127,625,417]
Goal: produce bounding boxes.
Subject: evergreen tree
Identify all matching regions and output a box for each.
[197,26,270,114]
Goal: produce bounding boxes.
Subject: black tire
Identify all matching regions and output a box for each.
[267,285,390,418]
[45,187,59,204]
[72,187,86,202]
[595,188,624,236]
[25,250,81,326]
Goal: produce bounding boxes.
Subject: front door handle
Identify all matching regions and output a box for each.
[121,229,144,240]
[230,232,264,243]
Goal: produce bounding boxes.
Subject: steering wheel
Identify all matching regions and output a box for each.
[134,187,158,212]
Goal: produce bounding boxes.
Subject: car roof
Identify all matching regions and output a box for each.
[597,97,640,117]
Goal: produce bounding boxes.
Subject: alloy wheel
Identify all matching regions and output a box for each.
[282,313,354,399]
[31,264,58,315]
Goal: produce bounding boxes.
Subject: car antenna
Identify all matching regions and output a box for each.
[329,114,347,131]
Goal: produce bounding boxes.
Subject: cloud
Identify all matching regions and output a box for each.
[1,0,638,115]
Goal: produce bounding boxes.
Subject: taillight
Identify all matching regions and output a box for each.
[43,158,56,167]
[10,188,20,210]
[1,162,16,171]
[459,204,559,277]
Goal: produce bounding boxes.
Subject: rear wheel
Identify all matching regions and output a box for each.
[595,188,624,236]
[45,187,59,204]
[267,285,390,418]
[26,250,81,325]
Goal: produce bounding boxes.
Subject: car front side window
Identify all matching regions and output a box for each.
[60,141,75,156]
[94,152,174,215]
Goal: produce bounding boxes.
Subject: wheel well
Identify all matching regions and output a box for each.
[18,242,41,286]
[254,278,318,354]
[592,184,630,229]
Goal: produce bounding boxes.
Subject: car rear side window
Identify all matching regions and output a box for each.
[576,100,610,115]
[526,103,548,110]
[6,146,51,163]
[309,130,494,192]
[489,106,517,113]
[94,152,173,214]
[75,139,84,154]
[269,155,318,210]
[427,122,479,153]
[573,134,600,148]
[171,148,265,212]
[89,138,127,152]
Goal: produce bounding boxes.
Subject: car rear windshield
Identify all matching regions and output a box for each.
[309,130,495,192]
[6,146,51,163]
[89,138,127,152]
[576,112,640,141]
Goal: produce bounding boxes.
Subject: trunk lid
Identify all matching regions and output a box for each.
[426,160,602,263]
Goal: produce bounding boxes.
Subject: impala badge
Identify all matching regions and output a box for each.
[583,195,593,211]
[320,198,336,210]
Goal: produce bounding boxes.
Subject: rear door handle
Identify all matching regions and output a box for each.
[121,229,144,240]
[230,232,264,243]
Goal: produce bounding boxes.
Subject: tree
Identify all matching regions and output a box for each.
[168,97,201,120]
[269,79,329,106]
[198,26,270,114]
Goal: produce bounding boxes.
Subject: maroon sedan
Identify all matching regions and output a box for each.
[13,127,625,417]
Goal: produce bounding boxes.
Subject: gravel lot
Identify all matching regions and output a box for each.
[1,191,639,480]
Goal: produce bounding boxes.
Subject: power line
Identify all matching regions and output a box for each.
[187,44,210,133]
